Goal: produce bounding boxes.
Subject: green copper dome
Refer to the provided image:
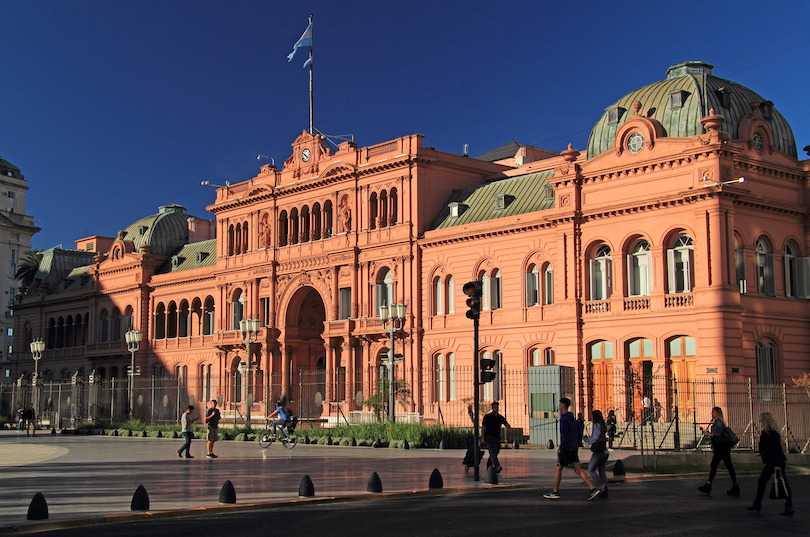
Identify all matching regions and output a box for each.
[587,61,797,159]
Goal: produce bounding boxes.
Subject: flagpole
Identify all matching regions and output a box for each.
[308,13,314,135]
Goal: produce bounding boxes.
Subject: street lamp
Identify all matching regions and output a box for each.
[125,329,143,419]
[239,318,261,430]
[30,339,45,429]
[379,302,407,422]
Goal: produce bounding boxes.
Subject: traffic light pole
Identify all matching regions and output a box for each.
[472,314,481,482]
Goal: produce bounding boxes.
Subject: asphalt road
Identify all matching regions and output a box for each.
[47,475,807,537]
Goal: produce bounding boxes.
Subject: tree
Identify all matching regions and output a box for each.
[364,377,411,421]
[793,372,810,399]
[15,249,43,295]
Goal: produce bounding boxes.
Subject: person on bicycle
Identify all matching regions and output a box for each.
[266,401,289,436]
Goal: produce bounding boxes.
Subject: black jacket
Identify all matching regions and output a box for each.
[758,430,787,465]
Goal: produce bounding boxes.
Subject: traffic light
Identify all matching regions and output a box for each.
[480,356,496,384]
[463,281,482,319]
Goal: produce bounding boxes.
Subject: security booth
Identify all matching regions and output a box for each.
[528,365,575,446]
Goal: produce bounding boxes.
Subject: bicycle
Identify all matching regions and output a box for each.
[258,417,298,449]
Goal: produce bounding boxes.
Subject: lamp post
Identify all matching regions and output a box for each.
[30,339,45,429]
[125,329,143,420]
[239,318,260,431]
[379,302,407,422]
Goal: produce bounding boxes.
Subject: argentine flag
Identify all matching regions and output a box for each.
[287,22,312,66]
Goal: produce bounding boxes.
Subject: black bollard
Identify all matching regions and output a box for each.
[485,465,499,485]
[131,485,150,511]
[547,439,555,449]
[402,439,410,450]
[367,472,383,493]
[50,428,56,435]
[513,439,520,450]
[428,468,443,489]
[304,435,310,445]
[613,459,626,479]
[299,475,315,497]
[350,437,357,446]
[27,493,48,520]
[439,439,447,450]
[373,439,382,448]
[219,480,237,504]
[326,435,333,446]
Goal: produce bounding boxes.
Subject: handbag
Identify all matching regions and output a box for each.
[769,467,789,500]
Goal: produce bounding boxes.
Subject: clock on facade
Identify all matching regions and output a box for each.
[301,148,311,162]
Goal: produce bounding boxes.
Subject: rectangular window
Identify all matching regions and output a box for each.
[757,253,776,296]
[736,248,747,294]
[7,287,16,307]
[447,277,455,314]
[667,248,694,293]
[526,271,539,306]
[490,276,501,310]
[544,267,554,305]
[627,253,651,296]
[260,298,270,326]
[10,249,18,278]
[339,288,351,320]
[589,258,612,300]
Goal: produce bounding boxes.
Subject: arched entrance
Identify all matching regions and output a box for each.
[282,287,327,417]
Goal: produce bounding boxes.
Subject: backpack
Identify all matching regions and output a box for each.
[284,407,293,420]
[723,426,739,447]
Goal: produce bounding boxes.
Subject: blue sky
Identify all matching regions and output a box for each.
[2,0,808,251]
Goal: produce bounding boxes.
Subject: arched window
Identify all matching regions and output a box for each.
[543,264,554,305]
[589,340,614,412]
[56,317,65,348]
[110,308,122,341]
[167,302,178,338]
[155,303,166,339]
[667,234,694,293]
[242,222,249,252]
[97,310,109,343]
[375,269,394,313]
[190,298,202,337]
[278,210,288,247]
[628,240,652,296]
[369,192,378,230]
[735,236,747,294]
[323,200,333,238]
[61,369,70,381]
[312,202,322,240]
[178,300,190,337]
[235,223,242,255]
[203,296,215,335]
[379,190,388,228]
[756,238,775,296]
[390,188,398,225]
[491,270,502,310]
[446,276,455,314]
[435,353,445,402]
[201,363,213,403]
[433,277,444,315]
[756,342,777,399]
[785,242,797,298]
[590,245,612,300]
[668,335,697,419]
[531,348,542,366]
[65,316,74,347]
[231,290,244,330]
[109,366,119,379]
[481,350,502,401]
[526,264,540,307]
[228,225,235,256]
[289,208,299,245]
[544,348,555,365]
[481,271,490,311]
[47,318,56,348]
[301,205,310,242]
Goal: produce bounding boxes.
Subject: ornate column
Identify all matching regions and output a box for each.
[324,341,335,402]
[343,339,354,407]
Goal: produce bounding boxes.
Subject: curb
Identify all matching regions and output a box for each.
[612,467,810,482]
[0,483,526,534]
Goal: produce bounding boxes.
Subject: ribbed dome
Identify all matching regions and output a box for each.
[119,204,192,256]
[587,61,797,159]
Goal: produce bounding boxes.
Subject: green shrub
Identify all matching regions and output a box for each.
[302,423,471,448]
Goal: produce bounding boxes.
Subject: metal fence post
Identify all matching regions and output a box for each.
[673,374,680,451]
[747,378,755,449]
[782,383,789,452]
[711,377,716,409]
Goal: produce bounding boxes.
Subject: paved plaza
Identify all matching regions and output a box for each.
[0,430,807,535]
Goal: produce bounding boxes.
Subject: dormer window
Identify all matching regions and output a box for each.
[606,106,620,125]
[544,185,555,201]
[495,194,506,211]
[759,101,773,120]
[449,202,460,219]
[752,132,764,153]
[171,255,184,269]
[138,225,148,236]
[716,86,733,108]
[196,252,208,264]
[668,89,684,109]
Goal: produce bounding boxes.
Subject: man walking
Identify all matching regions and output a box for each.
[26,404,36,436]
[481,401,511,473]
[176,405,195,459]
[544,398,601,501]
[204,400,220,459]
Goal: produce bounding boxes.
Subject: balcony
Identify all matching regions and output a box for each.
[623,297,650,311]
[584,300,610,314]
[665,293,694,308]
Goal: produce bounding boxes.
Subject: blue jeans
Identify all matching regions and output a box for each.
[178,432,192,456]
[588,450,609,488]
[485,436,501,469]
[272,419,286,434]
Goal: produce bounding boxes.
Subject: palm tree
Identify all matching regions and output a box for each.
[15,249,43,294]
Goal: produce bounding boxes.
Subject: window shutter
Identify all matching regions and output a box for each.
[375,284,384,312]
[736,248,747,293]
[644,252,652,296]
[798,258,810,300]
[589,259,596,300]
[765,253,776,296]
[626,254,633,296]
[606,257,612,298]
[491,276,501,310]
[544,268,553,305]
[785,255,793,298]
[687,249,695,292]
[666,249,676,293]
[525,272,532,306]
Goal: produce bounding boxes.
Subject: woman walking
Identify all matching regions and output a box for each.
[606,410,617,449]
[747,412,793,516]
[698,407,739,496]
[586,410,610,497]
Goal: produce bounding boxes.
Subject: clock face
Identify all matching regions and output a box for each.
[301,148,311,162]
